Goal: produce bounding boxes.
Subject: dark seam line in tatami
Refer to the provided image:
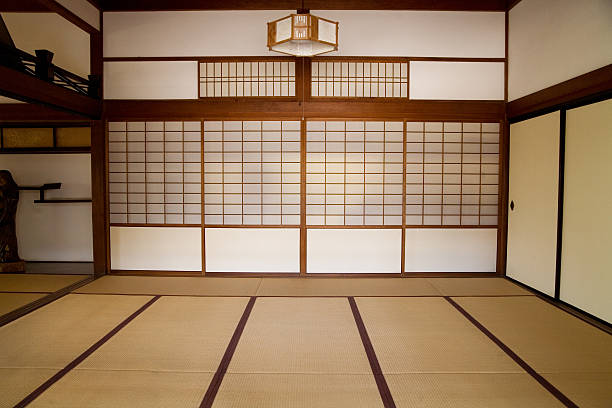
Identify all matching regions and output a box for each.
[444,296,578,408]
[199,296,256,408]
[348,296,397,408]
[12,295,161,408]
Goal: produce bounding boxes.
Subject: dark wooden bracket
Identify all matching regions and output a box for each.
[18,182,92,203]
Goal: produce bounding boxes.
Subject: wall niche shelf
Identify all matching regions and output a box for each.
[18,183,92,203]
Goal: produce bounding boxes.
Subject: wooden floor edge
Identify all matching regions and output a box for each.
[503,276,612,335]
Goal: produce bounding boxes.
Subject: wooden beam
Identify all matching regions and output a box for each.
[0,103,86,122]
[0,1,48,11]
[0,65,101,119]
[91,119,108,277]
[104,99,505,121]
[101,0,506,12]
[507,65,612,120]
[34,0,98,33]
[507,0,523,11]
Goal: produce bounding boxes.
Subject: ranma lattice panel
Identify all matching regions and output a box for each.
[405,122,500,226]
[311,61,408,98]
[203,121,301,225]
[199,61,296,97]
[108,121,202,225]
[306,121,404,226]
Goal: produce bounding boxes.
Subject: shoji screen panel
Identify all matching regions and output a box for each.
[405,121,500,226]
[306,120,404,226]
[199,60,296,97]
[203,120,301,226]
[311,60,408,98]
[561,99,612,323]
[108,121,202,225]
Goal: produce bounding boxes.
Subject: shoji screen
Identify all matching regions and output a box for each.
[405,122,500,226]
[203,120,301,273]
[561,99,612,322]
[306,120,403,226]
[108,121,202,225]
[203,120,301,226]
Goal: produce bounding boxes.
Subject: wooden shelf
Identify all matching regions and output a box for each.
[18,183,91,204]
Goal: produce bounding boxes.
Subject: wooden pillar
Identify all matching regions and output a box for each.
[91,120,108,277]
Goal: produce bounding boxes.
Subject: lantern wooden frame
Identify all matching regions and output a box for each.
[267,13,339,56]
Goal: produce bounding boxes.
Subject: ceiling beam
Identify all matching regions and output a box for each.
[0,65,101,118]
[34,0,98,33]
[0,1,48,12]
[101,0,507,12]
[0,104,87,122]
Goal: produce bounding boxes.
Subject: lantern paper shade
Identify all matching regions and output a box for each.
[268,13,338,56]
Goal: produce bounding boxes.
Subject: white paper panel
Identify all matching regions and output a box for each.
[205,228,300,272]
[307,229,402,274]
[110,227,202,271]
[56,0,100,30]
[404,229,497,272]
[104,61,198,99]
[506,112,560,296]
[410,61,505,100]
[2,154,93,262]
[508,0,612,101]
[103,10,504,58]
[561,99,612,323]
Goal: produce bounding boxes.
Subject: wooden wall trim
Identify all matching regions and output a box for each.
[34,0,99,33]
[506,64,612,121]
[0,104,86,122]
[101,0,507,12]
[104,100,505,121]
[0,66,101,119]
[103,56,506,63]
[506,0,523,11]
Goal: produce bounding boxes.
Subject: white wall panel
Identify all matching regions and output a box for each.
[506,112,560,296]
[103,10,504,58]
[56,0,100,30]
[1,13,90,77]
[205,228,300,272]
[508,0,612,101]
[2,154,93,262]
[404,229,497,272]
[561,99,612,323]
[410,61,505,100]
[104,61,198,99]
[307,229,402,274]
[110,227,202,271]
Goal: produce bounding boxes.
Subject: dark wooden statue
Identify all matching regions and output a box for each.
[0,170,25,273]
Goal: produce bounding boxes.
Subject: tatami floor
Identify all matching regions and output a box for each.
[1,277,610,407]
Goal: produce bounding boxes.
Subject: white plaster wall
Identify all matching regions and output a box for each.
[205,228,300,273]
[1,154,93,261]
[410,61,504,100]
[1,13,90,78]
[508,0,612,101]
[104,61,198,99]
[404,229,497,272]
[103,10,504,58]
[307,229,402,274]
[56,0,100,30]
[110,227,202,271]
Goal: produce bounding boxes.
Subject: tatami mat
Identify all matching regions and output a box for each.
[0,294,153,405]
[256,278,441,296]
[385,373,563,408]
[78,296,249,372]
[454,296,612,407]
[0,368,58,408]
[75,275,260,296]
[228,297,371,374]
[426,277,531,296]
[214,373,383,408]
[29,370,212,408]
[355,297,520,373]
[0,274,88,293]
[0,292,46,316]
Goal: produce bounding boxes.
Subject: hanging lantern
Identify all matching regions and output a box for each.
[267,11,338,56]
